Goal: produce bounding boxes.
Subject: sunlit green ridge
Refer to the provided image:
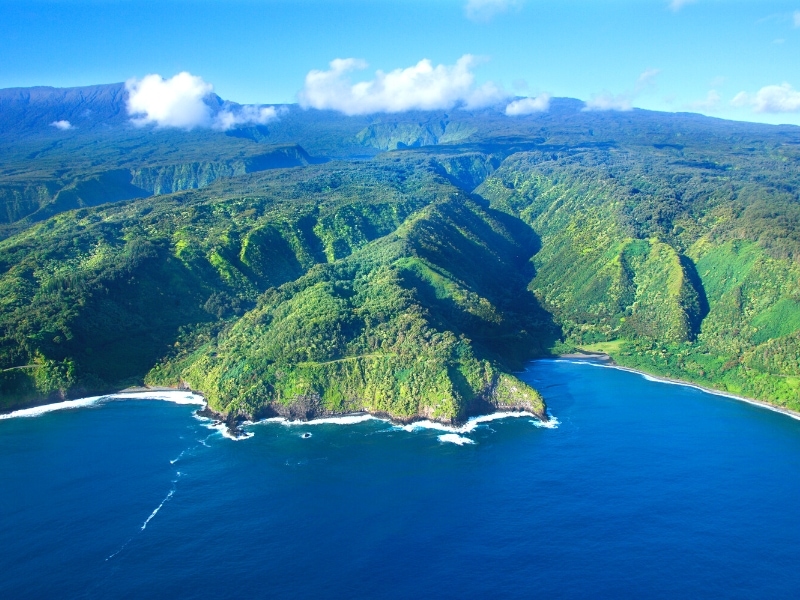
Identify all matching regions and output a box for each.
[1,88,799,417]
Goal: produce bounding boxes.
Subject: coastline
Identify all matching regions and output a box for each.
[0,384,549,438]
[554,352,800,422]
[0,388,206,420]
[7,355,798,428]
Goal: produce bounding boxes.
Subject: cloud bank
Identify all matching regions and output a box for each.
[298,55,508,115]
[126,72,279,130]
[732,83,800,113]
[584,92,633,112]
[583,68,661,112]
[505,94,551,115]
[685,90,721,112]
[465,0,522,22]
[50,120,73,130]
[214,105,279,130]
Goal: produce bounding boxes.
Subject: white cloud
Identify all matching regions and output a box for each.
[636,68,661,92]
[213,106,280,131]
[730,91,750,108]
[685,90,721,112]
[464,80,508,110]
[465,0,522,22]
[669,0,696,11]
[50,120,73,130]
[505,94,551,115]
[583,92,633,112]
[126,72,214,129]
[794,10,800,27]
[298,55,508,115]
[732,83,800,113]
[583,68,660,112]
[126,71,280,130]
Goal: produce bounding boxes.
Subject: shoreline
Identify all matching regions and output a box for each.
[553,353,800,422]
[6,357,799,427]
[1,385,548,435]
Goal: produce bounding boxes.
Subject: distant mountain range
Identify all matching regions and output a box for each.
[1,82,798,420]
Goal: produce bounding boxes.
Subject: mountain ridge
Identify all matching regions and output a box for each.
[1,82,799,418]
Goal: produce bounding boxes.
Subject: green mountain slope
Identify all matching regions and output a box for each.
[0,155,552,419]
[147,195,553,422]
[478,142,800,409]
[1,88,799,417]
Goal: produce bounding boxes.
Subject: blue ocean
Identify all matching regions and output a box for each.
[2,359,799,598]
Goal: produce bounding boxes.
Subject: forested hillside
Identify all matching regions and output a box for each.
[1,85,799,418]
[479,140,800,406]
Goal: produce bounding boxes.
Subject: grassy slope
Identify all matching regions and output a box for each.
[478,143,800,410]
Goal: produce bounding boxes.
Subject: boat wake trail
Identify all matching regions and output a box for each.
[141,486,176,531]
[106,472,181,561]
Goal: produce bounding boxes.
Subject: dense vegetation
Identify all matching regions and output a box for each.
[1,84,799,417]
[0,154,550,420]
[479,140,800,409]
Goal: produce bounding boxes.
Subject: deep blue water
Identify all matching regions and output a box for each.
[2,359,800,599]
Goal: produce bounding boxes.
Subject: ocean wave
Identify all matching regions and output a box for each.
[255,414,381,427]
[204,421,254,441]
[400,411,537,434]
[0,396,106,419]
[109,391,205,405]
[0,390,205,420]
[437,433,476,445]
[532,414,560,429]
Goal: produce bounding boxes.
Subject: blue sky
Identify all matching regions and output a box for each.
[2,0,800,125]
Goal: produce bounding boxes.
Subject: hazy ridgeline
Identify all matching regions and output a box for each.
[1,87,799,415]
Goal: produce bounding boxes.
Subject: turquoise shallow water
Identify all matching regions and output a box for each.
[1,359,799,598]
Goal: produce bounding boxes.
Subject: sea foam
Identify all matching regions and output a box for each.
[204,421,255,441]
[111,391,205,405]
[0,396,105,419]
[141,488,175,531]
[437,434,476,445]
[256,414,380,427]
[532,414,560,429]
[400,411,537,434]
[0,390,205,420]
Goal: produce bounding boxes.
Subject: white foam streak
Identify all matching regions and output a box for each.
[438,434,476,445]
[141,489,174,531]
